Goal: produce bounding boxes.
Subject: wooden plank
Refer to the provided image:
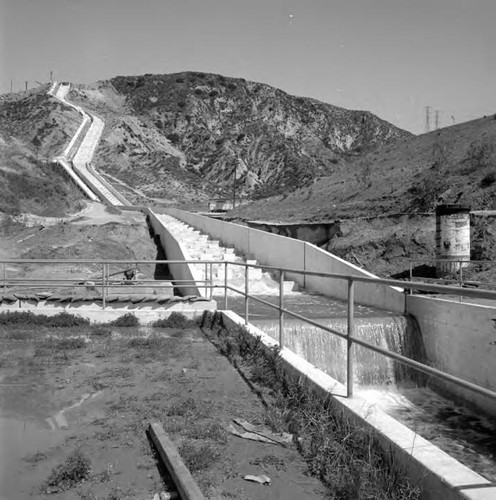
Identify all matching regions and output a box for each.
[148,422,205,500]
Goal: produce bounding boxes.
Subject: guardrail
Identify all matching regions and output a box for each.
[2,258,496,405]
[409,258,496,291]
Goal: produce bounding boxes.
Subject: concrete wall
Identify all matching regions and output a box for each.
[166,208,405,313]
[247,220,341,246]
[146,209,202,297]
[406,295,496,417]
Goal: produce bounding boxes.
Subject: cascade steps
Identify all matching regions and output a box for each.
[155,214,297,296]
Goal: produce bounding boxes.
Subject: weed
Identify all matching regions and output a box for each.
[178,442,221,472]
[110,313,139,327]
[43,449,91,493]
[151,312,196,329]
[167,397,198,416]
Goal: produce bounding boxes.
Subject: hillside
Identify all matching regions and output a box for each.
[231,115,496,221]
[0,86,85,216]
[67,72,410,204]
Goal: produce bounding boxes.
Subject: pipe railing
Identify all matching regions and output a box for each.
[2,258,496,404]
[408,258,496,290]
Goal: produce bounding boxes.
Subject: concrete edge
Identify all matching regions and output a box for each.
[0,302,216,324]
[220,311,496,500]
[149,422,206,500]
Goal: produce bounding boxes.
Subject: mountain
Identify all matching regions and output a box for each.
[67,72,411,203]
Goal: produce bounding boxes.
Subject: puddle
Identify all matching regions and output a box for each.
[0,416,67,499]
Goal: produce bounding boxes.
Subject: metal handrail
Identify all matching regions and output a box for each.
[2,258,496,403]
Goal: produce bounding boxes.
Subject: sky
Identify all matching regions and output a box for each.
[1,0,495,133]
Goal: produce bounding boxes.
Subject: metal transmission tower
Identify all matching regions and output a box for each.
[425,106,431,132]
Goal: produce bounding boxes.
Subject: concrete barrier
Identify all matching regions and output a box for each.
[166,209,405,313]
[407,295,496,417]
[146,209,202,297]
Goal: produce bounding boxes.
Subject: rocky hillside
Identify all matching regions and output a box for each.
[0,86,85,216]
[68,72,410,204]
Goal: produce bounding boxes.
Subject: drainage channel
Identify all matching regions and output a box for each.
[217,294,496,483]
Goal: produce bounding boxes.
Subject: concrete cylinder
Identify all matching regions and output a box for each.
[435,204,471,277]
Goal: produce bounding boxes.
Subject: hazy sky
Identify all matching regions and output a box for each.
[1,0,495,133]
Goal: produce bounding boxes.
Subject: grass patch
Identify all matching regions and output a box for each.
[167,397,214,418]
[127,334,170,349]
[0,311,89,327]
[43,449,91,493]
[90,325,113,337]
[200,311,421,500]
[41,336,87,350]
[183,420,228,444]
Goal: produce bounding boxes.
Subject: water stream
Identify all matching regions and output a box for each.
[218,292,496,482]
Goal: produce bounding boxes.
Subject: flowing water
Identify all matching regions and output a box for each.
[218,292,496,482]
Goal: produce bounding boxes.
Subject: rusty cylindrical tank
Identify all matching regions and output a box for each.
[435,204,471,277]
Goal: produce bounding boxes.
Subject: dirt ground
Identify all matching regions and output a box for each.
[0,202,158,288]
[0,320,326,500]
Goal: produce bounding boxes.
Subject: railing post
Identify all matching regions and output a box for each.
[459,263,463,288]
[279,270,284,348]
[204,262,208,297]
[2,262,6,292]
[102,262,106,310]
[244,264,249,325]
[223,262,228,310]
[347,278,354,398]
[209,262,213,299]
[409,260,413,295]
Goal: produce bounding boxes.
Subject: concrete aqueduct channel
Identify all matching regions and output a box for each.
[48,81,130,206]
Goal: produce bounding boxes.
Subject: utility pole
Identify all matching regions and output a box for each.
[425,106,431,133]
[49,70,53,82]
[25,81,28,92]
[10,79,13,93]
[232,164,237,210]
[435,110,440,130]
